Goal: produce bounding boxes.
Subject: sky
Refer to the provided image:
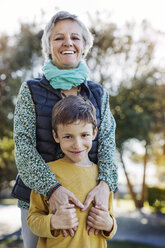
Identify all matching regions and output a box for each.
[0,0,165,34]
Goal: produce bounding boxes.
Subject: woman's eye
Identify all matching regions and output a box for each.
[54,37,63,40]
[72,36,80,40]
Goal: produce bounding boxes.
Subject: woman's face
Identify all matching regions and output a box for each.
[49,19,84,69]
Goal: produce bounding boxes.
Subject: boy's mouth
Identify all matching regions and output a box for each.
[70,150,84,155]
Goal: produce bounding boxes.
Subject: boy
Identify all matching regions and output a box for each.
[27,95,117,248]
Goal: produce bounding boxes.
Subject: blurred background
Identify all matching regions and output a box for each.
[0,0,165,247]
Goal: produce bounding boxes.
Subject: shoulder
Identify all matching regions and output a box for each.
[86,81,104,108]
[17,78,43,101]
[26,77,42,84]
[87,80,103,95]
[26,77,42,88]
[17,81,31,100]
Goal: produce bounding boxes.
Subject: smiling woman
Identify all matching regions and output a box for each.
[49,19,84,69]
[11,10,118,248]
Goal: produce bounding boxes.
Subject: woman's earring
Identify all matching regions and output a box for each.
[49,54,52,60]
[82,52,85,56]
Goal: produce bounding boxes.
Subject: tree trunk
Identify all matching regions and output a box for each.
[119,151,139,208]
[138,144,148,208]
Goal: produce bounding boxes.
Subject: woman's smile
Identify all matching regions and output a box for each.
[49,19,84,69]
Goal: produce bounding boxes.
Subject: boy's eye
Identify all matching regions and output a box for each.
[63,135,71,139]
[82,133,90,137]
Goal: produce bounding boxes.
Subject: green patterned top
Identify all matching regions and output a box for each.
[14,81,118,209]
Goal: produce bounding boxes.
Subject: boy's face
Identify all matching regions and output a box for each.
[53,120,97,166]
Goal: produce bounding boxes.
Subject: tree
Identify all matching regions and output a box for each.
[0,22,42,189]
[0,23,42,137]
[87,12,165,208]
[111,82,164,208]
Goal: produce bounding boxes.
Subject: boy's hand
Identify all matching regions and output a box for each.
[49,186,83,237]
[82,181,110,235]
[87,206,113,233]
[50,204,79,233]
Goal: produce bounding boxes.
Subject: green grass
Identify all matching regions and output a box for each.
[0,238,23,248]
[0,198,17,205]
[108,240,165,248]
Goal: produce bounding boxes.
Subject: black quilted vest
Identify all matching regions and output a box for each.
[12,76,103,203]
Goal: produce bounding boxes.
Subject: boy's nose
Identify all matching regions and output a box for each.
[72,138,81,149]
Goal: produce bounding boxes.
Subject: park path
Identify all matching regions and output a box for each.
[0,204,21,238]
[0,204,165,247]
[114,207,165,247]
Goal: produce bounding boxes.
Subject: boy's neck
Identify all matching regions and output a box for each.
[63,156,93,167]
[75,161,93,167]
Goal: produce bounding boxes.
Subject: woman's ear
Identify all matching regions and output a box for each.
[52,129,60,143]
[92,127,97,140]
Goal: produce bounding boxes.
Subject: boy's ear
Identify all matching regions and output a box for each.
[52,129,60,143]
[92,127,97,140]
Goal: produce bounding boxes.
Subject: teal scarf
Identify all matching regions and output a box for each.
[42,61,89,90]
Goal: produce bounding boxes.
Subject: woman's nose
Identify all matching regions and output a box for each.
[63,37,73,47]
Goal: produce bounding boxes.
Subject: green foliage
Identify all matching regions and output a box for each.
[107,240,164,248]
[11,23,43,71]
[111,82,164,149]
[0,23,42,138]
[147,186,165,212]
[0,133,17,190]
[0,22,42,188]
[87,12,165,208]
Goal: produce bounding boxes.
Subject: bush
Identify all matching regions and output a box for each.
[0,134,17,191]
[147,186,165,211]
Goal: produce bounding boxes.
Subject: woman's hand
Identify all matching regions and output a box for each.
[49,186,84,237]
[87,206,113,234]
[82,181,110,235]
[49,186,84,213]
[50,204,79,236]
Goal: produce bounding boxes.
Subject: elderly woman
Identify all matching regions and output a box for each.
[12,11,118,248]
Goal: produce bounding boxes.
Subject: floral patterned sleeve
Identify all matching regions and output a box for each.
[97,89,118,192]
[14,82,59,198]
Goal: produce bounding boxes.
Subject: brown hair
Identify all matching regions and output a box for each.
[52,95,97,135]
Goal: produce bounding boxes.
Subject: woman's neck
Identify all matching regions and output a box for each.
[61,86,80,98]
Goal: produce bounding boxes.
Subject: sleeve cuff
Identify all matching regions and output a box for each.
[45,214,61,238]
[96,176,118,192]
[101,216,117,240]
[46,183,62,200]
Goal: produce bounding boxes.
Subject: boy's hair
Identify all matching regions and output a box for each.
[52,95,97,135]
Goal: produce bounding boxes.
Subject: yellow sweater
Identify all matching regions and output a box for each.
[27,159,117,248]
